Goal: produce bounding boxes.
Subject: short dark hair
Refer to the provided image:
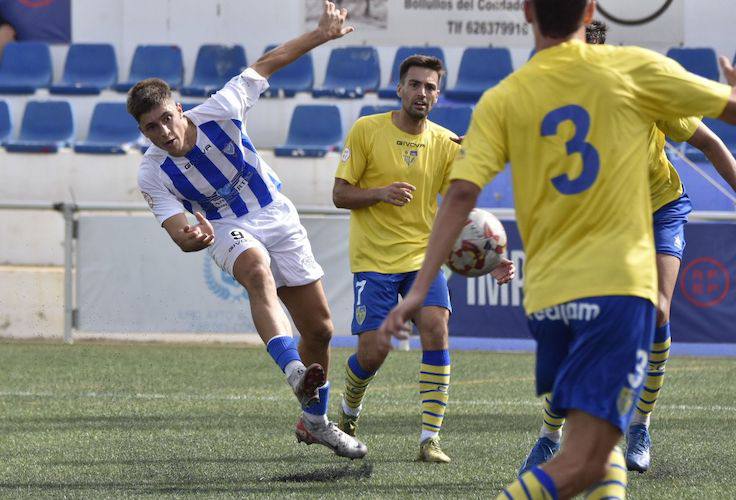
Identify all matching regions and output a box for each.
[127,78,173,122]
[399,54,445,85]
[585,20,608,45]
[532,0,588,38]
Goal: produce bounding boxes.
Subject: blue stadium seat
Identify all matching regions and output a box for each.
[377,46,446,99]
[312,46,380,99]
[477,168,514,208]
[666,47,719,81]
[74,102,141,154]
[114,45,184,92]
[5,101,74,153]
[0,100,12,144]
[180,44,247,97]
[262,44,314,98]
[0,42,52,94]
[429,105,473,136]
[181,102,200,112]
[445,47,513,103]
[49,43,117,95]
[671,156,736,211]
[358,104,396,118]
[684,118,736,162]
[274,105,342,158]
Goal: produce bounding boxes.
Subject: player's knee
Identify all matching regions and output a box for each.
[557,448,609,489]
[238,262,273,292]
[300,316,333,346]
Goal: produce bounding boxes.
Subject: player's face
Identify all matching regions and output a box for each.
[398,66,440,120]
[138,101,188,155]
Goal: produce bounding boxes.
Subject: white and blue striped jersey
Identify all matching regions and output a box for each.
[138,68,282,224]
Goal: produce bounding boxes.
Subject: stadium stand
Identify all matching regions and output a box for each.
[0,100,12,144]
[445,47,513,103]
[73,102,141,154]
[684,118,736,161]
[261,44,314,97]
[180,44,247,97]
[114,45,184,92]
[274,104,342,157]
[377,45,446,99]
[666,47,720,81]
[428,105,473,136]
[358,104,397,117]
[49,43,118,95]
[476,168,514,208]
[312,46,380,98]
[0,42,53,94]
[5,100,74,153]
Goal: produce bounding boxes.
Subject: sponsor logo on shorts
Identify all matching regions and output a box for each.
[355,305,367,325]
[341,147,351,162]
[529,301,601,324]
[673,234,683,250]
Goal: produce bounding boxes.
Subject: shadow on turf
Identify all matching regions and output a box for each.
[272,462,373,482]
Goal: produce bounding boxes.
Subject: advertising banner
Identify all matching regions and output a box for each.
[76,214,354,334]
[304,0,683,49]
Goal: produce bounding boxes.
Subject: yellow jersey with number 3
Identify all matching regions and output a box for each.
[649,117,700,211]
[450,40,730,313]
[336,112,460,273]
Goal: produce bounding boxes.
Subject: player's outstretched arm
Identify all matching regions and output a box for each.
[333,178,416,209]
[687,123,736,193]
[163,212,215,252]
[251,1,354,79]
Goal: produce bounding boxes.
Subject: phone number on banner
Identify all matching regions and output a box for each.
[447,20,529,36]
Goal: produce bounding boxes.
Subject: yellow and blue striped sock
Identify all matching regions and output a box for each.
[497,466,558,499]
[632,323,671,426]
[584,446,627,499]
[420,349,451,442]
[541,393,565,440]
[341,353,375,416]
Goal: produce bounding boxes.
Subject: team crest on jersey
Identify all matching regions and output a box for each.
[616,386,634,416]
[403,149,418,167]
[224,142,236,156]
[355,305,367,325]
[141,191,154,209]
[341,147,351,162]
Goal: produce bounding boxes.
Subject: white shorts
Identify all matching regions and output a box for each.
[208,193,324,288]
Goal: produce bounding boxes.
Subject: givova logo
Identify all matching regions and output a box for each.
[203,257,249,302]
[597,0,673,26]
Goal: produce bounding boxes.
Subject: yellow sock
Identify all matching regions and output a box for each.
[634,325,671,421]
[420,350,451,440]
[542,393,565,435]
[342,353,375,412]
[584,446,627,499]
[497,467,558,499]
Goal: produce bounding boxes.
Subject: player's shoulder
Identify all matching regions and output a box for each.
[425,119,459,143]
[353,111,392,130]
[138,146,166,180]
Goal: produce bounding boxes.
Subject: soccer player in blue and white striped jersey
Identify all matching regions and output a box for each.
[131,1,366,459]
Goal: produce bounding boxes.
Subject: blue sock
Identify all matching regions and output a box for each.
[348,353,376,379]
[266,335,301,373]
[422,349,450,366]
[654,322,671,344]
[304,381,330,416]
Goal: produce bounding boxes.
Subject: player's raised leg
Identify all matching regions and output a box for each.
[232,247,326,409]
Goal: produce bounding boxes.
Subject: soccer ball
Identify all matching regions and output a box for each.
[446,209,507,277]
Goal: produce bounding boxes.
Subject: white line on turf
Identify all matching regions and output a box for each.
[0,390,733,413]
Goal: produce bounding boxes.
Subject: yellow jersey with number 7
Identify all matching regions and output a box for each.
[450,40,731,313]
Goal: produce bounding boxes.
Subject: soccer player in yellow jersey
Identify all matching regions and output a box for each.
[520,19,736,476]
[380,0,736,498]
[332,55,514,463]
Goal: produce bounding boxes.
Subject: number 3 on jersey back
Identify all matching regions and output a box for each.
[541,105,600,195]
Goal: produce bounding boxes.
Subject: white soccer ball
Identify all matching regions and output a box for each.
[446,209,507,277]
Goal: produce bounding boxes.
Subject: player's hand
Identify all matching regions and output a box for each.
[179,211,215,250]
[379,182,416,206]
[317,1,355,41]
[491,258,515,285]
[378,292,423,347]
[719,56,736,86]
